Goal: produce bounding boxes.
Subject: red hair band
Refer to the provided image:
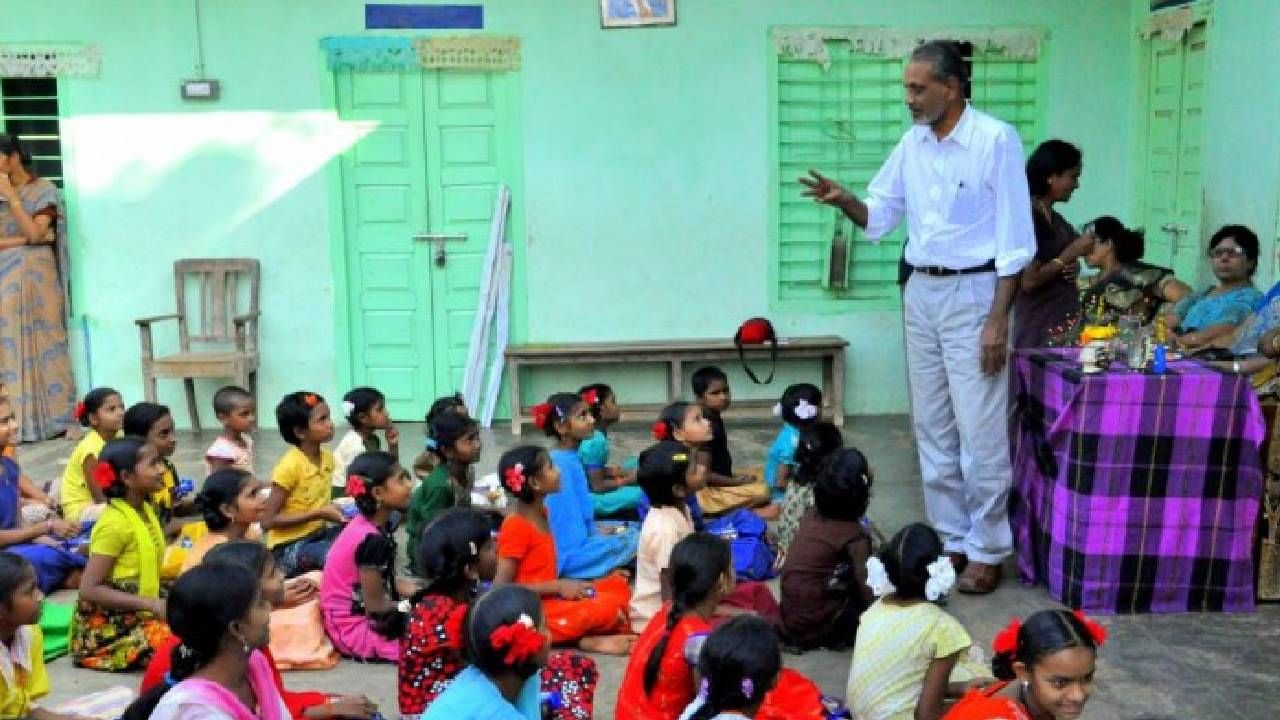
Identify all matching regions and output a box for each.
[503,464,526,494]
[489,614,545,666]
[91,461,117,490]
[345,474,367,498]
[303,393,319,407]
[581,388,600,407]
[992,617,1021,656]
[1073,610,1108,647]
[651,420,670,441]
[73,402,86,422]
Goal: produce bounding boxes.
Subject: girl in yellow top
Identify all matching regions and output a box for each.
[69,437,172,671]
[0,553,84,720]
[58,388,125,526]
[263,392,347,578]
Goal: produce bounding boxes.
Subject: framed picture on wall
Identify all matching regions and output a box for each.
[600,0,676,28]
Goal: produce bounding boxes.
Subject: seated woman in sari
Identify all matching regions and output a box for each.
[944,609,1105,720]
[1079,216,1190,325]
[1165,225,1263,352]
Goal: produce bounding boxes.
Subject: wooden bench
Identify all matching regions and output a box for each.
[504,336,848,435]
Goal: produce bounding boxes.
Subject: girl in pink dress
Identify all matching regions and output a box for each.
[320,451,417,661]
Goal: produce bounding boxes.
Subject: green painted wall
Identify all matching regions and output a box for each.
[2,0,1136,425]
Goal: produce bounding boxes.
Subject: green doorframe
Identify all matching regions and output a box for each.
[320,57,528,413]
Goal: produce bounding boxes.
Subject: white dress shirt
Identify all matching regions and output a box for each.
[863,104,1036,277]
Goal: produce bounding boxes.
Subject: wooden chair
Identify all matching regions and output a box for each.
[136,259,260,431]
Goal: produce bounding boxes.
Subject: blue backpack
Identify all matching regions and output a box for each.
[705,509,777,581]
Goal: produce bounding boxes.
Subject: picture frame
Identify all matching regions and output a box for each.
[600,0,676,29]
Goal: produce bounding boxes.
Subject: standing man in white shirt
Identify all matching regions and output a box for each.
[799,41,1035,594]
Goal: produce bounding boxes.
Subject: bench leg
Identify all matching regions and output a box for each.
[829,349,846,427]
[507,358,522,436]
[669,359,683,404]
[183,377,201,433]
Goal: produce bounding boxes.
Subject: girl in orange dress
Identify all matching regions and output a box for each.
[944,609,1107,720]
[493,446,634,655]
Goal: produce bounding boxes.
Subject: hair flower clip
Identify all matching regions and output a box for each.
[424,437,439,451]
[91,461,116,490]
[793,398,819,421]
[864,556,896,597]
[503,463,526,493]
[303,393,318,407]
[345,474,367,498]
[924,555,957,601]
[581,388,600,407]
[771,402,783,417]
[73,401,86,422]
[651,421,670,441]
[532,403,553,430]
[489,612,545,665]
[341,400,356,419]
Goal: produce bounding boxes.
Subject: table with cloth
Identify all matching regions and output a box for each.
[1010,348,1263,613]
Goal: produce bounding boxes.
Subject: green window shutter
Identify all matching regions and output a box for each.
[771,38,1044,313]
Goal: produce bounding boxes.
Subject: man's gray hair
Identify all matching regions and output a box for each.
[910,40,969,87]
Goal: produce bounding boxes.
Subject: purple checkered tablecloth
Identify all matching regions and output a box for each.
[1011,348,1263,613]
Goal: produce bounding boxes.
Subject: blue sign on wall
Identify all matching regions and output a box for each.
[365,4,484,29]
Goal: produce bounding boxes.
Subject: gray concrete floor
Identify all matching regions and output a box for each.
[20,416,1279,719]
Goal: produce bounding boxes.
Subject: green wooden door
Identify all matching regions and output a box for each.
[336,69,516,419]
[1142,24,1207,283]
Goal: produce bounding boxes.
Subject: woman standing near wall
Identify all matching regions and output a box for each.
[0,133,76,442]
[1014,140,1094,348]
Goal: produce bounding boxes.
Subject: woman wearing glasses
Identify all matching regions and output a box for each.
[1079,216,1191,325]
[1164,225,1262,352]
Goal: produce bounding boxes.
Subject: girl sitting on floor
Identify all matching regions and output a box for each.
[332,387,400,499]
[406,406,482,574]
[653,402,773,519]
[421,585,553,720]
[0,395,84,593]
[630,442,779,633]
[321,451,419,662]
[0,552,84,720]
[535,393,638,579]
[775,422,842,553]
[944,609,1105,720]
[495,446,634,655]
[577,383,645,517]
[123,401,197,535]
[181,469,267,572]
[263,391,347,578]
[141,541,377,720]
[682,615,782,720]
[59,387,125,526]
[780,448,875,652]
[399,509,598,720]
[848,522,982,720]
[122,561,286,720]
[412,394,469,479]
[70,437,172,671]
[764,383,823,502]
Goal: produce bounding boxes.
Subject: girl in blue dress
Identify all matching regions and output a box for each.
[535,392,638,580]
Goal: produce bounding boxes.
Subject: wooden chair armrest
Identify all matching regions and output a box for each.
[233,311,260,353]
[134,313,179,327]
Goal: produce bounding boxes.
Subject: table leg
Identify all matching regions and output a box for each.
[830,349,846,427]
[669,359,683,404]
[507,359,522,436]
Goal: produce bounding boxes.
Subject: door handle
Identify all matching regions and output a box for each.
[1159,223,1187,234]
[413,232,468,267]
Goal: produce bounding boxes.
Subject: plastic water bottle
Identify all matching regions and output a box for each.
[540,691,564,719]
[1153,343,1167,375]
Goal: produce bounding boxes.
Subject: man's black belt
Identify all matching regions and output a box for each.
[912,259,996,277]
